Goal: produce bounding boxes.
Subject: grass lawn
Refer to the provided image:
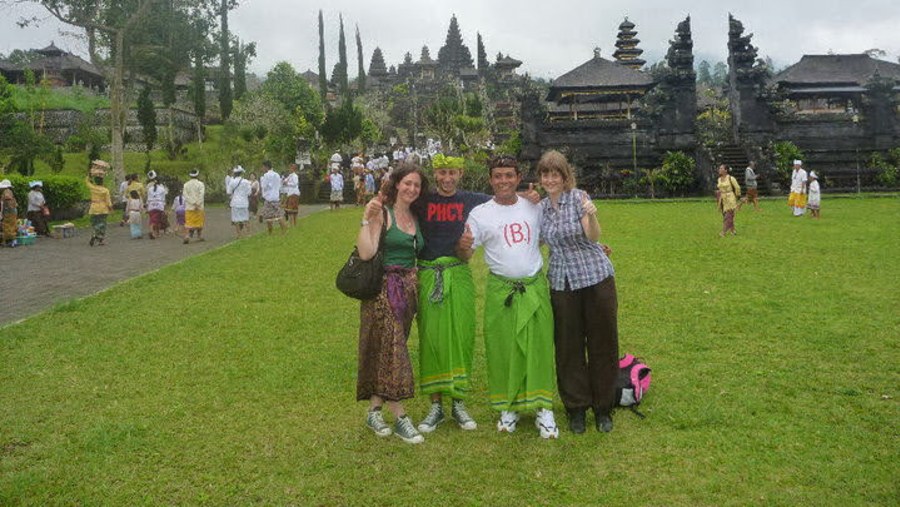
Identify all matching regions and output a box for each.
[1,198,897,505]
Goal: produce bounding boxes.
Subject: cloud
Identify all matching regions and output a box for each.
[2,0,898,80]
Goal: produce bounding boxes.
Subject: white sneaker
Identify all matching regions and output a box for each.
[496,410,519,433]
[535,408,559,439]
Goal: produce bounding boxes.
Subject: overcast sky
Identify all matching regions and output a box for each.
[2,0,899,79]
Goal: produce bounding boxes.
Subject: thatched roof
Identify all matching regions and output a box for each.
[547,52,654,101]
[775,54,900,86]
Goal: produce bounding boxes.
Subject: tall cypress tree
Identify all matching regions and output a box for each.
[477,32,488,75]
[318,10,328,100]
[336,14,349,97]
[355,24,365,94]
[218,0,233,119]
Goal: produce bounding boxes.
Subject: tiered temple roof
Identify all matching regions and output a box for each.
[612,18,646,69]
[547,48,655,120]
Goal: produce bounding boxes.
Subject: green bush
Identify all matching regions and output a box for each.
[660,150,696,195]
[772,141,804,184]
[3,174,87,211]
[869,152,898,187]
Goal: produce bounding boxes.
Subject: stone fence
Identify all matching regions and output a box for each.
[14,107,199,148]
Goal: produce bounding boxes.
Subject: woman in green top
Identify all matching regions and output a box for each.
[355,162,428,444]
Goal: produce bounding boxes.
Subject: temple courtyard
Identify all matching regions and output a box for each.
[1,197,897,504]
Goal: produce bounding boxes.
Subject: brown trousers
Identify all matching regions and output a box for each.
[550,276,619,414]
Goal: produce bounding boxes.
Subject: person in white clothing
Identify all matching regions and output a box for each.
[282,164,301,226]
[807,171,821,219]
[788,160,808,217]
[329,167,344,210]
[145,170,168,239]
[182,169,205,244]
[227,166,252,237]
[259,160,286,234]
[457,155,559,439]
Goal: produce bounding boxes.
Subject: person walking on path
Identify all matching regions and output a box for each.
[259,161,286,235]
[26,181,50,237]
[0,179,17,247]
[126,190,144,239]
[788,160,808,217]
[182,169,206,244]
[226,166,252,238]
[282,164,301,227]
[117,174,130,226]
[86,161,113,247]
[457,155,560,439]
[329,167,344,211]
[145,171,168,240]
[807,171,821,219]
[356,163,428,444]
[537,150,618,434]
[716,165,741,237]
[248,172,260,219]
[740,161,760,211]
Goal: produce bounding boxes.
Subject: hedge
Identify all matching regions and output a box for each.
[2,174,87,212]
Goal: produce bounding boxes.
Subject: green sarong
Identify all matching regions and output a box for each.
[417,257,476,399]
[484,271,555,412]
[90,214,107,239]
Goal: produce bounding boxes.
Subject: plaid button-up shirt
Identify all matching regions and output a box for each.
[540,189,614,291]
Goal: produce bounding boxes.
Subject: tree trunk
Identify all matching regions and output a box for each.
[110,29,126,187]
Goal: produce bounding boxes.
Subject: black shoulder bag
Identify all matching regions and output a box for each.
[336,208,388,300]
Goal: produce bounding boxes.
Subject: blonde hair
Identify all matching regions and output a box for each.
[536,150,576,191]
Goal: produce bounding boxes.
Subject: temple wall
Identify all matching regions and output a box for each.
[14,107,199,147]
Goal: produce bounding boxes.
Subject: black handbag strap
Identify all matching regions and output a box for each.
[377,207,388,254]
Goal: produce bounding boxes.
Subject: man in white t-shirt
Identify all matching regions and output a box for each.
[282,164,301,226]
[259,161,286,234]
[457,155,559,439]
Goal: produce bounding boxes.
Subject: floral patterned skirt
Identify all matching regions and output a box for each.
[357,267,418,402]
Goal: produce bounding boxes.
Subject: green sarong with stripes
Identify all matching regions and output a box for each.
[484,271,555,412]
[417,257,476,399]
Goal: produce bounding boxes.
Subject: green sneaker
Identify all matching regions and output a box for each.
[394,415,424,444]
[366,409,392,437]
[451,399,477,430]
[417,402,445,433]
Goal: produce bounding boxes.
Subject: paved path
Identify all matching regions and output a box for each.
[0,205,327,326]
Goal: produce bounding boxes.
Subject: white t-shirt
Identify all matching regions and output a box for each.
[260,170,282,202]
[228,177,251,208]
[466,197,543,279]
[790,169,808,194]
[330,173,344,192]
[282,173,300,196]
[146,183,168,211]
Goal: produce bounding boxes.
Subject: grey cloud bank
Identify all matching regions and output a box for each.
[2,0,898,80]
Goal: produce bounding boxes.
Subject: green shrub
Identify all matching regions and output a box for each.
[4,174,87,211]
[660,150,696,195]
[869,152,898,187]
[772,141,804,184]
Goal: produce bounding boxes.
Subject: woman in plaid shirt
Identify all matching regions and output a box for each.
[538,150,618,435]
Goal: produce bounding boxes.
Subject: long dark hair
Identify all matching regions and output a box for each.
[381,162,429,211]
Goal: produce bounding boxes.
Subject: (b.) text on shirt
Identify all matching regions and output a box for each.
[504,221,532,247]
